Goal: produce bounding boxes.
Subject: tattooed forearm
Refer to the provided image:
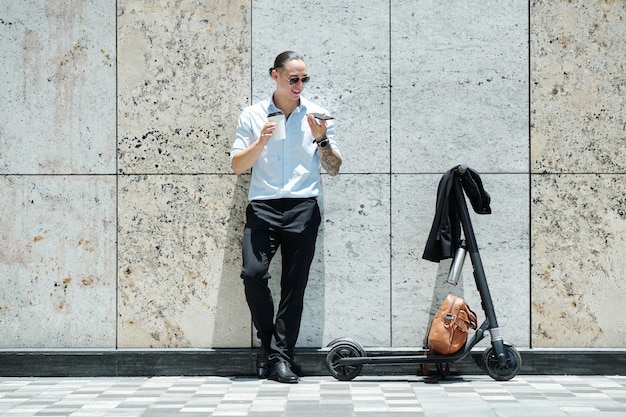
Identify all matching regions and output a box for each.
[319,147,342,176]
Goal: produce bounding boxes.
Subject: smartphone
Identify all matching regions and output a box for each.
[310,113,334,120]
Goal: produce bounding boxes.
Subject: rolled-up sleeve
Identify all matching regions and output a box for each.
[230,110,254,162]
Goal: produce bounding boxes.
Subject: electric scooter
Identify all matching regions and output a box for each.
[325,165,522,381]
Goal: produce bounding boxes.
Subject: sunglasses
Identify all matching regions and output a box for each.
[282,74,310,85]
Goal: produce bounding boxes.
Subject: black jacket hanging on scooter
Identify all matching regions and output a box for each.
[422,166,491,262]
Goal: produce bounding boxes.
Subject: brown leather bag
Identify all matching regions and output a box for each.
[427,294,478,355]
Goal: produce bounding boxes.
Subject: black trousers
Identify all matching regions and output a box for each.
[240,198,321,363]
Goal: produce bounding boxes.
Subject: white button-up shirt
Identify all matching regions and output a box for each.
[230,96,340,201]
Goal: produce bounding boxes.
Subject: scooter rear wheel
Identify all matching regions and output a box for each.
[326,340,365,381]
[482,343,521,381]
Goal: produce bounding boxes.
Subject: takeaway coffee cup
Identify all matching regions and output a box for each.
[267,111,286,140]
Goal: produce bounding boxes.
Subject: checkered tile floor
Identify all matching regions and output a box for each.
[0,375,625,416]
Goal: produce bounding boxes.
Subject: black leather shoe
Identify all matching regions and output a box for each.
[268,361,299,383]
[256,345,269,379]
[289,360,303,377]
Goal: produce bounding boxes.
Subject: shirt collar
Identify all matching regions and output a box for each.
[267,96,311,115]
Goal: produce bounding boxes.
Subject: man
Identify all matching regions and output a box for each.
[230,51,342,383]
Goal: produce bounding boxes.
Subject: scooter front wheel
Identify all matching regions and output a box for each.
[482,343,521,381]
[326,340,365,381]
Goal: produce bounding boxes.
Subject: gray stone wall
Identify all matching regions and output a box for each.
[0,0,623,350]
[531,0,626,347]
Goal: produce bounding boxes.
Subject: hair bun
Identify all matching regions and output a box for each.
[268,67,274,76]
